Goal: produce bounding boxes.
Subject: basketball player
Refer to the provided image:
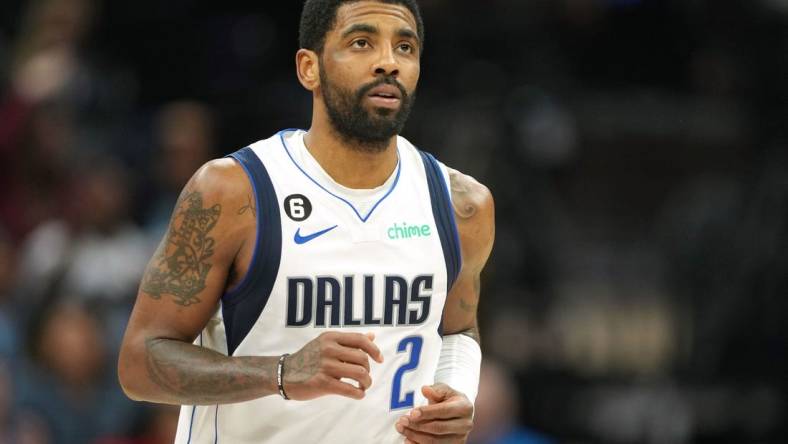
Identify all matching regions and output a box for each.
[118,1,494,443]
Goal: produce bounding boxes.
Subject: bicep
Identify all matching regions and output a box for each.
[441,268,481,335]
[441,169,495,336]
[124,160,252,344]
[126,232,229,345]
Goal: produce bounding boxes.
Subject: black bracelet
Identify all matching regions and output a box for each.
[277,353,290,400]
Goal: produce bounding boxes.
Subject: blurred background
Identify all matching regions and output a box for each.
[0,0,785,443]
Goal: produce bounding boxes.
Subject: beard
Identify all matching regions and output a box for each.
[319,66,416,153]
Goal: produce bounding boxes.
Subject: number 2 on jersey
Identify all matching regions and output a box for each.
[390,336,424,410]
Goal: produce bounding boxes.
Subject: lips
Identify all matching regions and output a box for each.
[367,84,402,100]
[365,84,402,109]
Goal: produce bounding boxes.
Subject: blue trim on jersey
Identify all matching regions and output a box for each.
[222,147,282,355]
[278,129,401,223]
[214,405,219,444]
[419,151,463,336]
[187,404,196,443]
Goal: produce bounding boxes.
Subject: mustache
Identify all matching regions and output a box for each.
[356,76,408,100]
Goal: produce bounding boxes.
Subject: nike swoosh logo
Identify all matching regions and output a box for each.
[294,225,338,244]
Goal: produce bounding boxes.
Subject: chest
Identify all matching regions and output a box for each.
[272,172,448,329]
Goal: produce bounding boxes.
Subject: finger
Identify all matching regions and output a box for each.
[399,426,464,444]
[330,345,371,373]
[395,421,433,443]
[325,377,365,400]
[334,332,383,363]
[410,399,473,422]
[421,384,449,404]
[399,414,469,435]
[326,361,372,390]
[403,418,473,436]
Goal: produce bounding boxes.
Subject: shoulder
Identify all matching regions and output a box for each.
[447,168,494,221]
[169,157,256,257]
[188,157,251,202]
[171,157,257,223]
[447,167,495,268]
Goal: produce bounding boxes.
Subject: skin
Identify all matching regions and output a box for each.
[396,170,494,444]
[296,1,421,189]
[118,2,494,443]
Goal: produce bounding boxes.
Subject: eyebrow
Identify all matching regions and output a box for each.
[341,23,379,39]
[340,23,420,45]
[397,28,418,42]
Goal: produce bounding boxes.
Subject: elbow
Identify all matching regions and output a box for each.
[118,375,143,402]
[117,345,145,401]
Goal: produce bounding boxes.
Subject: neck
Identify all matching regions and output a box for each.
[303,113,399,189]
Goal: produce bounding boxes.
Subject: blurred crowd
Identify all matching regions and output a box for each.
[0,0,785,443]
[0,1,204,441]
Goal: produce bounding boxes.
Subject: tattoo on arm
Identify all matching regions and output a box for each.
[237,194,256,218]
[459,273,481,313]
[283,340,321,385]
[141,191,221,306]
[459,297,477,313]
[144,338,277,405]
[450,171,477,219]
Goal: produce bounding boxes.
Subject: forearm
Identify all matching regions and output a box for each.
[121,337,279,405]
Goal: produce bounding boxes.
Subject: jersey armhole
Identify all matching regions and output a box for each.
[418,151,462,291]
[221,146,282,355]
[418,150,463,337]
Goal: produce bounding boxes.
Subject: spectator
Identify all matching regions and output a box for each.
[18,158,149,307]
[15,304,136,444]
[0,361,52,444]
[0,228,19,358]
[93,405,179,444]
[469,360,553,444]
[143,100,215,241]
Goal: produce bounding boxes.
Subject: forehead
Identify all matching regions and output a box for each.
[332,1,417,35]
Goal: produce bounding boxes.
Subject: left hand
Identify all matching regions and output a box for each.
[395,383,474,444]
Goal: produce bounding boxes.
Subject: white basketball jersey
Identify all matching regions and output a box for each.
[174,129,461,444]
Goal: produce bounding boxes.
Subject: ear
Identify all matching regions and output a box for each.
[295,49,320,92]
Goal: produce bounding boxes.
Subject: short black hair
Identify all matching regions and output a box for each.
[299,0,425,54]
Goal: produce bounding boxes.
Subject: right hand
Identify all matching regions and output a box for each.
[282,331,384,401]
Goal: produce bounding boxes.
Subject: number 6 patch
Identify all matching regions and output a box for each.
[284,194,312,221]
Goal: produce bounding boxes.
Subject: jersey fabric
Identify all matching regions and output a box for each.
[174,129,461,444]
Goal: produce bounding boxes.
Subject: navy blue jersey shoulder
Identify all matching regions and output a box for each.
[418,151,462,293]
[222,146,282,356]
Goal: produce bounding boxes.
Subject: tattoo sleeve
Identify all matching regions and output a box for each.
[145,338,278,405]
[141,191,221,306]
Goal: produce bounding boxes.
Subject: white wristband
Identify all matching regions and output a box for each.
[434,334,482,405]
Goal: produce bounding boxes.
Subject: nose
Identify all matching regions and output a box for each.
[373,45,399,77]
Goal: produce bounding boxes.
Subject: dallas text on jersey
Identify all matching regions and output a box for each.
[286,275,434,327]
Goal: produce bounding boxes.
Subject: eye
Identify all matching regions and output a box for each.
[352,39,370,49]
[398,43,414,53]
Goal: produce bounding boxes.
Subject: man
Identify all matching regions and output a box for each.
[118,1,494,443]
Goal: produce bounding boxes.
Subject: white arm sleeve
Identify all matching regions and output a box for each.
[433,333,482,405]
